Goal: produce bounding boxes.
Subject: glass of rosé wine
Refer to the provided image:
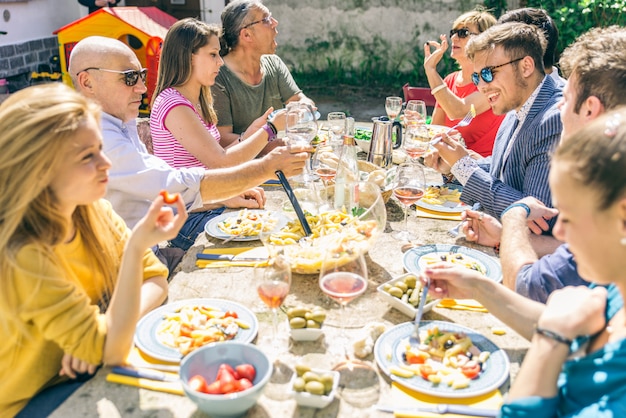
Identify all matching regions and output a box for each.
[391,163,425,241]
[256,255,292,355]
[318,240,368,362]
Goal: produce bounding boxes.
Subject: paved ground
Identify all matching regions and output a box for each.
[306,86,388,122]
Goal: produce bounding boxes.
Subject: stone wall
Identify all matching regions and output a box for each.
[0,36,59,91]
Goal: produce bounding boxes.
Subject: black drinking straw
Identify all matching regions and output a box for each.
[275,170,312,236]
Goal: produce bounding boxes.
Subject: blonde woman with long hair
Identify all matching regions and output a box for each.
[0,83,186,416]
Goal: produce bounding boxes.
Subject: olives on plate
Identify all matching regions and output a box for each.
[288,306,326,329]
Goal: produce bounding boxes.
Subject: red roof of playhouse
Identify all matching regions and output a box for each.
[53,7,178,38]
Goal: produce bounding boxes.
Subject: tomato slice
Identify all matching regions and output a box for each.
[159,190,179,204]
[461,361,481,379]
[224,310,238,319]
[405,350,428,365]
[419,364,435,380]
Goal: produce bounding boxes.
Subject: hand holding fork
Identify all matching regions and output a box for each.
[430,104,476,146]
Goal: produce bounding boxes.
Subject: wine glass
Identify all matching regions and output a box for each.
[256,255,292,355]
[385,96,402,121]
[327,111,346,153]
[285,102,318,183]
[318,241,368,361]
[405,100,427,128]
[392,163,425,241]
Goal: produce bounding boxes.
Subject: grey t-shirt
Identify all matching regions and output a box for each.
[213,54,301,134]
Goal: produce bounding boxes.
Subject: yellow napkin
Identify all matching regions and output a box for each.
[391,382,502,417]
[437,298,488,313]
[195,247,268,268]
[126,346,179,371]
[415,207,463,221]
[106,373,184,396]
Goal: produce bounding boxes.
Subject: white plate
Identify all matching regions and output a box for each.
[377,273,439,318]
[204,210,287,242]
[374,320,510,398]
[403,244,502,283]
[416,184,469,214]
[134,298,259,363]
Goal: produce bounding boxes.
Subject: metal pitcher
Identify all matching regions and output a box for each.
[367,117,402,169]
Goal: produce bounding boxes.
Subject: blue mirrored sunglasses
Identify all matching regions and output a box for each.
[471,57,524,86]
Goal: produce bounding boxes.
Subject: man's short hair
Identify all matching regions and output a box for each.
[466,22,547,75]
[559,26,626,113]
[498,8,559,68]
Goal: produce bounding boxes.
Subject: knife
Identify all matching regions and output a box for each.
[375,403,499,417]
[196,253,267,262]
[112,366,179,382]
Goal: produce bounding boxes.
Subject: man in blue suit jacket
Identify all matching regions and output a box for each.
[430,22,562,221]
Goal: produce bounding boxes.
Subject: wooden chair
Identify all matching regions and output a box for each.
[402,83,437,108]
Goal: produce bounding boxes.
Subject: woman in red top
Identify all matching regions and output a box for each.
[423,8,504,157]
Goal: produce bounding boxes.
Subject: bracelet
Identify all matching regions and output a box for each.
[534,325,573,347]
[261,123,277,142]
[266,120,278,135]
[431,84,447,95]
[501,202,531,218]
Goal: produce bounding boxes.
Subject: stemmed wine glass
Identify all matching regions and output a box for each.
[255,255,292,355]
[285,102,318,183]
[402,100,430,163]
[392,163,426,241]
[385,96,402,121]
[318,240,368,362]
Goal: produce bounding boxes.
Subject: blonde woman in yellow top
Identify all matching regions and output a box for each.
[0,83,187,417]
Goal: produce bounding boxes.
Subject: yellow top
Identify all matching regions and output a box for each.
[0,200,168,417]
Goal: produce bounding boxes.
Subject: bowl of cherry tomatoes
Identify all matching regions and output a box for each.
[180,341,272,418]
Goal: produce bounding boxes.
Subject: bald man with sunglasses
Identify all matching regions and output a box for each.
[425,22,562,222]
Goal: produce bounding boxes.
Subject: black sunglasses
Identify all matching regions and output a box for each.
[78,67,148,86]
[449,28,478,39]
[471,57,524,86]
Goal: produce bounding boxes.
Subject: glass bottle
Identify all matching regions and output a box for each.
[333,134,360,212]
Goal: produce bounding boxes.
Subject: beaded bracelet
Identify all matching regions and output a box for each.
[431,84,447,95]
[501,202,531,218]
[534,325,573,347]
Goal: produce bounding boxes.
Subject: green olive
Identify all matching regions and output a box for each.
[382,283,392,291]
[387,286,403,298]
[293,377,306,392]
[310,311,326,323]
[306,319,321,328]
[295,364,311,377]
[394,281,408,293]
[305,311,313,320]
[305,380,326,395]
[319,373,335,393]
[404,275,417,289]
[289,317,307,329]
[287,307,308,319]
[302,371,321,383]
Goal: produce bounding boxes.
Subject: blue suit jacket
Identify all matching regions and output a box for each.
[461,76,563,218]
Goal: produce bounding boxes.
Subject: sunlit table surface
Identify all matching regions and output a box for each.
[51,174,530,418]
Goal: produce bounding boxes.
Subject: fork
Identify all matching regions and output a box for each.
[447,202,481,238]
[409,276,431,345]
[430,104,476,145]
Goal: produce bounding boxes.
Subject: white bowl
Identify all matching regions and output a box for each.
[355,137,371,153]
[289,368,339,408]
[179,342,272,418]
[377,273,439,318]
[290,327,324,341]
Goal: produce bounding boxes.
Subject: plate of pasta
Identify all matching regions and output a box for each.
[403,244,502,282]
[134,298,258,363]
[415,184,469,214]
[374,320,510,398]
[204,209,288,241]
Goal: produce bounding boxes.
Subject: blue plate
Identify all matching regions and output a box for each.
[134,298,259,363]
[204,210,288,242]
[403,244,502,283]
[416,184,469,214]
[374,320,510,398]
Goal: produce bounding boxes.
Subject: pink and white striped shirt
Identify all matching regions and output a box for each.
[150,87,221,169]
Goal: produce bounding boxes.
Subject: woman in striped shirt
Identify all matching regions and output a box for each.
[150,18,282,170]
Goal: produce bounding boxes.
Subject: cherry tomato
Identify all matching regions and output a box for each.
[223,310,238,319]
[159,190,179,204]
[419,364,435,381]
[205,380,222,394]
[219,369,238,394]
[235,364,256,382]
[237,377,253,392]
[188,375,209,393]
[216,363,239,380]
[461,361,481,379]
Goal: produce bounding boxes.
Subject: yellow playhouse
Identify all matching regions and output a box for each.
[54,7,178,112]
